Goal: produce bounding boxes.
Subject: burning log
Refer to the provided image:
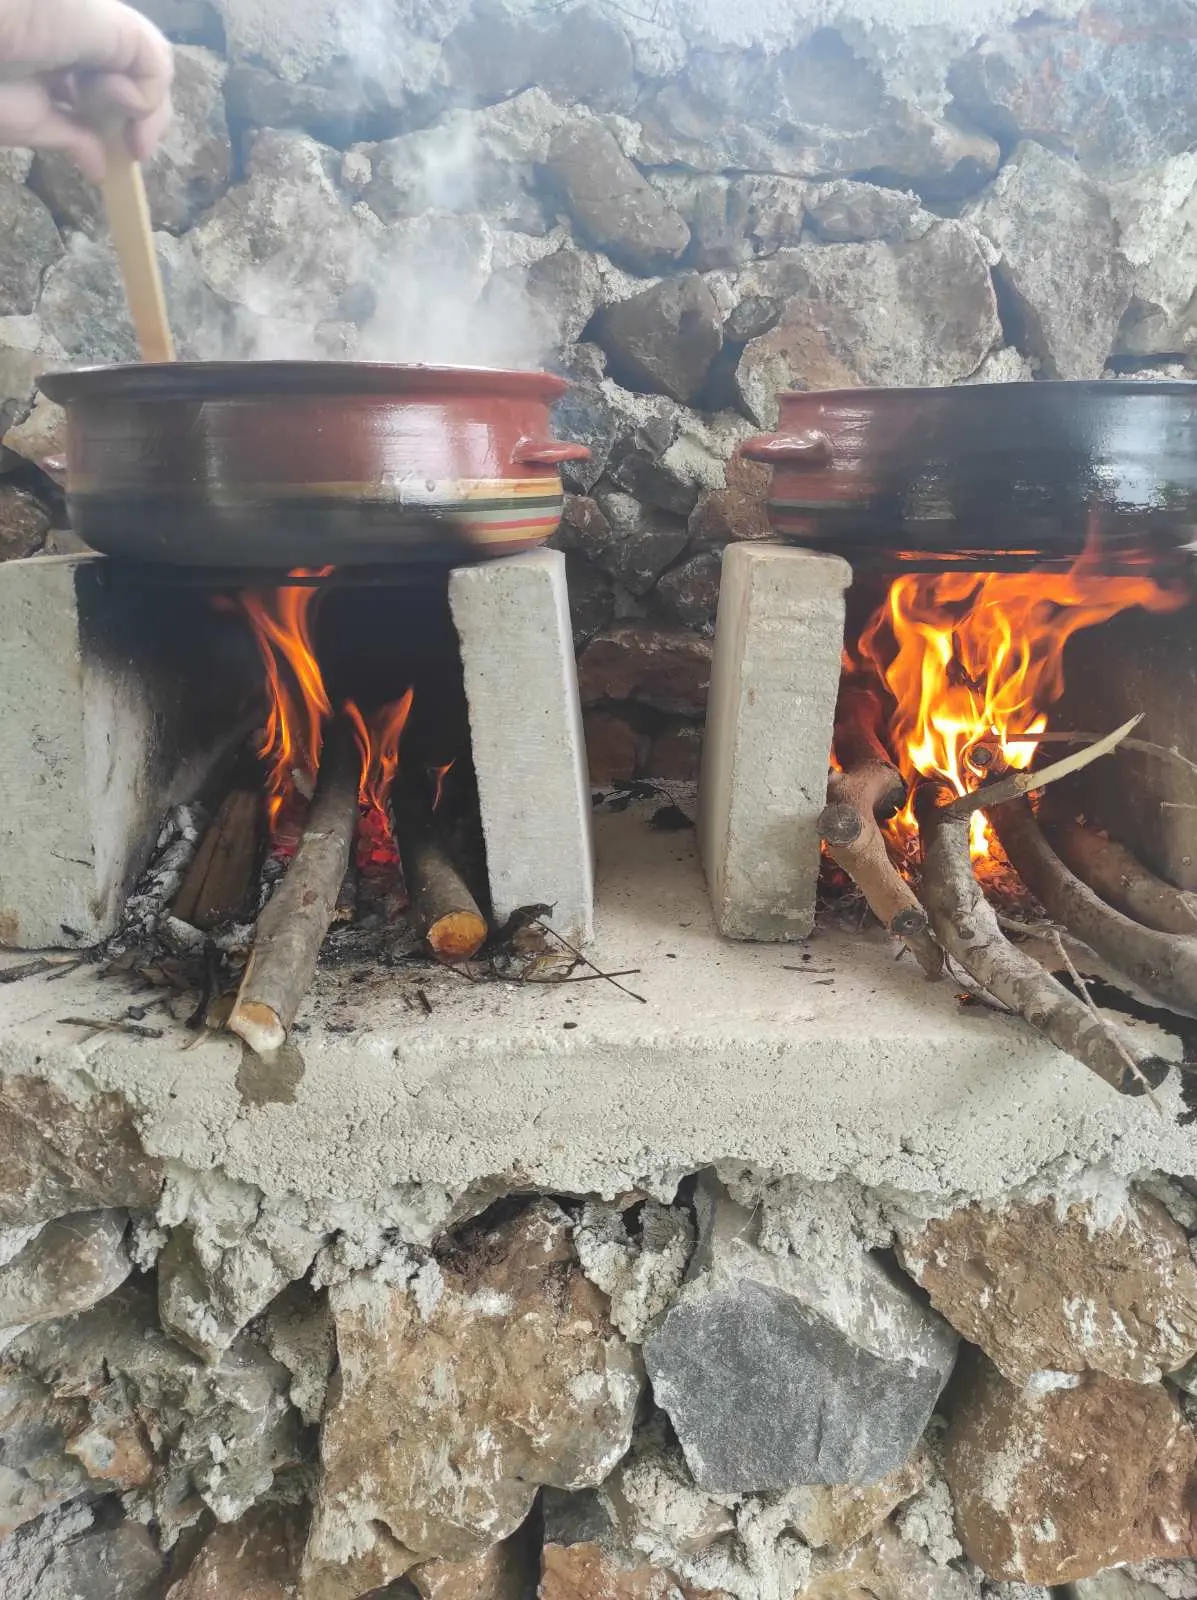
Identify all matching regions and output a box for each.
[392,782,487,961]
[988,797,1197,1014]
[833,684,905,818]
[173,790,261,930]
[916,783,1170,1098]
[1041,815,1197,938]
[229,721,360,1056]
[819,765,943,979]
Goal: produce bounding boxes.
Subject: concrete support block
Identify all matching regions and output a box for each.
[699,543,851,941]
[449,549,595,946]
[0,554,243,949]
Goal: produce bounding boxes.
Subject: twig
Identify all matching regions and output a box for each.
[59,1016,165,1040]
[523,968,642,984]
[1002,730,1197,779]
[1046,929,1163,1113]
[533,920,647,1004]
[943,715,1142,819]
[0,955,80,984]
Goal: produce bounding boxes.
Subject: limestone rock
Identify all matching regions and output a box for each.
[545,121,689,276]
[589,489,689,597]
[602,390,686,514]
[967,141,1132,379]
[412,1530,536,1600]
[645,723,703,783]
[166,1504,307,1599]
[594,277,723,406]
[803,1526,977,1600]
[1122,1561,1197,1597]
[442,3,636,115]
[639,33,998,194]
[0,1211,131,1332]
[539,1542,730,1598]
[0,315,67,439]
[0,185,62,316]
[733,223,1001,428]
[155,1168,325,1364]
[944,1358,1197,1584]
[573,1201,695,1343]
[805,180,931,243]
[577,624,712,716]
[7,1282,304,1540]
[39,231,231,365]
[950,2,1197,182]
[0,486,49,561]
[584,711,643,785]
[3,393,67,477]
[304,1201,642,1592]
[0,1077,163,1228]
[644,1174,957,1493]
[260,1282,336,1429]
[1073,1573,1183,1598]
[896,1190,1197,1386]
[786,1456,927,1552]
[20,1518,169,1600]
[354,114,546,235]
[656,553,723,634]
[0,1369,94,1537]
[1111,154,1197,357]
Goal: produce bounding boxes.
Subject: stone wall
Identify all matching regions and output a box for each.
[6,1110,1197,1598]
[2,0,1195,786]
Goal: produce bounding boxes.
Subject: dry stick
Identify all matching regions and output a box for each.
[173,790,261,930]
[1003,730,1197,780]
[833,685,906,817]
[391,784,487,961]
[915,783,1170,1098]
[820,767,944,979]
[1045,928,1163,1113]
[1041,816,1197,937]
[229,722,360,1056]
[988,797,1197,1014]
[942,714,1143,819]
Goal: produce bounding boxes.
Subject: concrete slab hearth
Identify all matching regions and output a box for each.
[1,798,1195,1210]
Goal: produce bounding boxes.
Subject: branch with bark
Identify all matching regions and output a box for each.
[1041,815,1197,938]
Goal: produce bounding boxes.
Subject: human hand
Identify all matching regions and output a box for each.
[0,0,173,182]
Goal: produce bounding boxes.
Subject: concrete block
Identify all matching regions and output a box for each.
[0,555,244,949]
[699,543,851,941]
[449,549,595,946]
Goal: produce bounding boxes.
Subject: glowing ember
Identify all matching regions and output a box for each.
[346,692,415,872]
[236,571,333,830]
[854,537,1187,864]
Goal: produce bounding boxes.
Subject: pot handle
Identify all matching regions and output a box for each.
[512,437,591,467]
[740,430,832,466]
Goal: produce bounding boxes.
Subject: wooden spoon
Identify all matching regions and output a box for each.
[100,127,175,363]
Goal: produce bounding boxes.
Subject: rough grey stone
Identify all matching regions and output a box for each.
[560,551,618,649]
[1111,154,1197,358]
[0,1212,131,1334]
[0,1370,93,1538]
[31,46,230,236]
[155,1168,325,1364]
[442,1,637,115]
[7,1282,305,1540]
[950,0,1197,182]
[591,487,690,596]
[644,1173,958,1493]
[577,622,711,716]
[481,239,610,362]
[544,120,690,275]
[0,315,66,440]
[0,486,50,561]
[805,179,931,242]
[656,552,723,633]
[733,223,1001,427]
[19,1520,168,1600]
[259,1282,336,1428]
[639,32,999,195]
[573,1200,695,1343]
[0,186,62,317]
[604,391,689,514]
[967,141,1133,380]
[352,115,546,234]
[594,275,723,405]
[39,232,232,365]
[0,1500,97,1600]
[551,380,617,492]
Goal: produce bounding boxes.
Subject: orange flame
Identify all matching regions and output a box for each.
[236,571,333,829]
[431,761,454,813]
[856,538,1187,861]
[346,692,415,874]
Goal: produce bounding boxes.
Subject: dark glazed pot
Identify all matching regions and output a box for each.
[37,361,590,569]
[741,381,1197,570]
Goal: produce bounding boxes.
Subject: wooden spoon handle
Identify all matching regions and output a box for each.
[101,130,175,363]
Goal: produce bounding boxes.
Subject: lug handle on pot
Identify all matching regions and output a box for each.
[740,430,832,465]
[513,437,591,467]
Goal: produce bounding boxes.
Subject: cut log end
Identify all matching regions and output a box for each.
[227,998,286,1057]
[426,909,488,961]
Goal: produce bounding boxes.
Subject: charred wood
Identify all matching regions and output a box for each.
[229,722,360,1056]
[833,684,905,818]
[820,768,943,979]
[989,797,1197,1014]
[173,789,261,930]
[916,783,1170,1098]
[1042,815,1197,938]
[392,782,487,962]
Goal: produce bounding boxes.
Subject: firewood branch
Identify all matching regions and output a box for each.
[820,768,943,979]
[988,797,1197,1015]
[392,783,487,961]
[229,720,360,1056]
[915,782,1170,1099]
[1041,816,1197,938]
[942,714,1143,819]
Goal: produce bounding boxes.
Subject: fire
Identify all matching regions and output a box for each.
[234,574,416,863]
[855,537,1188,861]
